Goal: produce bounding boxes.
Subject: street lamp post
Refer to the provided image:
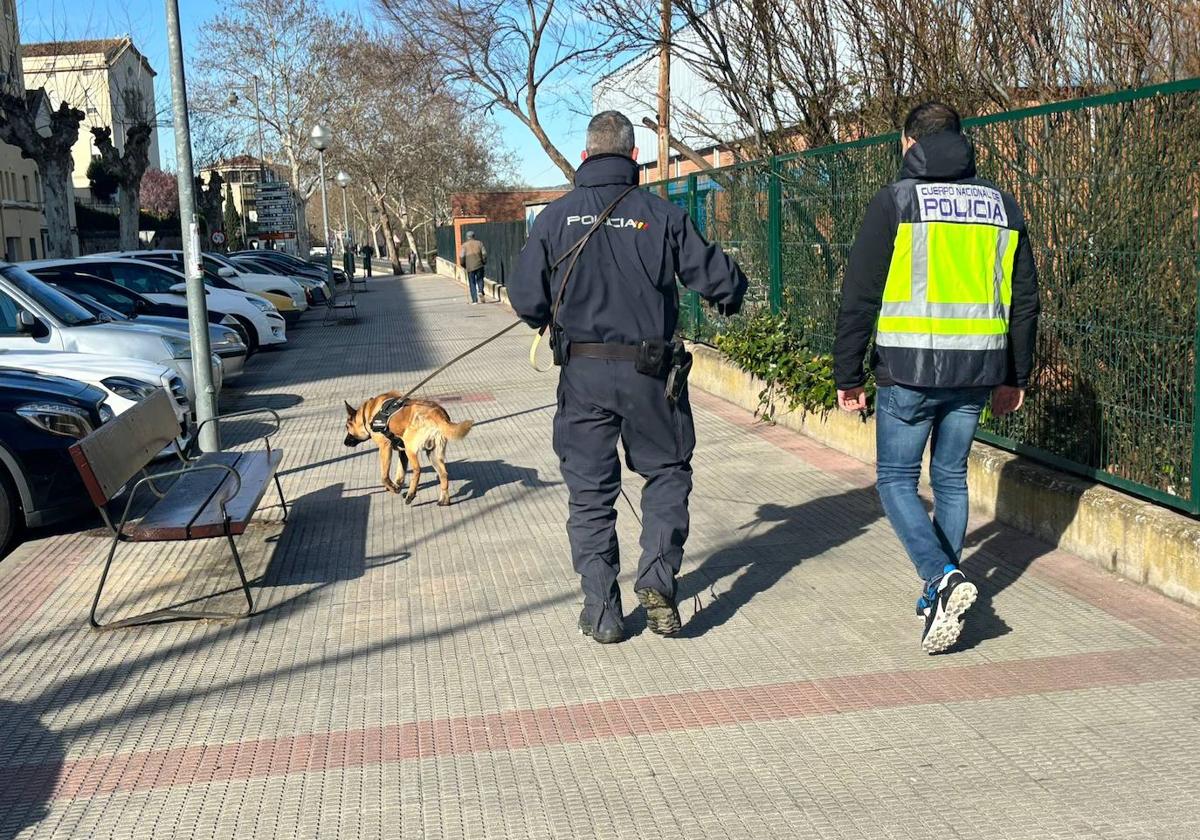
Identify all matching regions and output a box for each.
[335,171,352,278]
[308,124,334,291]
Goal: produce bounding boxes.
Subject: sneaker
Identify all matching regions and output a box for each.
[919,565,978,654]
[578,602,625,644]
[636,588,682,636]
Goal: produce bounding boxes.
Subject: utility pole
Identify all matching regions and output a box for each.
[165,0,219,451]
[657,0,671,184]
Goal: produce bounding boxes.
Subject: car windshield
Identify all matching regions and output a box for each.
[0,266,100,326]
[60,289,130,322]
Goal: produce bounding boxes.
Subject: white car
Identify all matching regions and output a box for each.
[104,250,308,312]
[24,257,287,352]
[0,350,190,450]
[0,263,223,406]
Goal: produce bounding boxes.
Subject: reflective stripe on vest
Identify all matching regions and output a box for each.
[878,216,1018,352]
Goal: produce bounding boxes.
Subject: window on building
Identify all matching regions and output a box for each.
[28,238,36,260]
[34,173,42,204]
[40,231,48,257]
[229,171,241,183]
[22,174,29,202]
[4,237,18,263]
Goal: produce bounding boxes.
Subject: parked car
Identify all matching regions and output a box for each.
[230,254,330,304]
[107,250,308,314]
[24,257,286,353]
[0,367,111,551]
[0,263,224,407]
[237,248,346,288]
[0,349,189,445]
[53,286,248,380]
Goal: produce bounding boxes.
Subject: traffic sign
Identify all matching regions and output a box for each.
[211,230,226,245]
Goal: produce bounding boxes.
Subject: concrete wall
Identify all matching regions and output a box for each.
[688,343,1200,608]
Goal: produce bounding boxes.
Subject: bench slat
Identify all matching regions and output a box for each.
[70,389,181,507]
[187,450,284,539]
[125,453,244,541]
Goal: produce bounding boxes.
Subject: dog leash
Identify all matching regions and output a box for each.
[397,319,525,403]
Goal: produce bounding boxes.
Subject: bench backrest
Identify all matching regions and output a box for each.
[69,388,181,507]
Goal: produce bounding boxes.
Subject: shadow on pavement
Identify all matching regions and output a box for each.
[955,459,1082,651]
[260,482,372,586]
[0,699,63,840]
[450,459,559,501]
[677,487,882,637]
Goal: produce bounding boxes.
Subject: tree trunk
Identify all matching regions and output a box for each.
[377,201,403,274]
[294,193,310,255]
[40,156,76,258]
[118,186,140,250]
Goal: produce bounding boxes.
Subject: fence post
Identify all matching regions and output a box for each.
[768,156,783,313]
[686,174,701,340]
[1192,210,1200,514]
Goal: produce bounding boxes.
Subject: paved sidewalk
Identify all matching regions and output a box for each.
[1,274,1198,840]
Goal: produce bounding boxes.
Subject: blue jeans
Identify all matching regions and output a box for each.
[875,384,991,597]
[468,269,486,302]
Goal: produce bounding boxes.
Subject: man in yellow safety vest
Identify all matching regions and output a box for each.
[833,101,1040,654]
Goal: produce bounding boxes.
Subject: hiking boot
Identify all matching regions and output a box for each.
[919,565,978,654]
[578,602,625,644]
[636,588,682,636]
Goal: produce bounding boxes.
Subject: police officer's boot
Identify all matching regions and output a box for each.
[578,597,625,644]
[636,588,682,636]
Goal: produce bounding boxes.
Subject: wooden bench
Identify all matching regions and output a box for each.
[69,389,289,630]
[323,282,359,325]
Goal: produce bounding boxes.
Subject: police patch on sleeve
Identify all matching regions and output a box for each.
[914,183,1008,227]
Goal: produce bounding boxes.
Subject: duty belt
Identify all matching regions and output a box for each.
[569,342,640,361]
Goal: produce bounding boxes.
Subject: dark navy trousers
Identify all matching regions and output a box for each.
[553,356,696,618]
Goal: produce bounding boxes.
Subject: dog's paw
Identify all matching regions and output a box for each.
[438,497,451,507]
[404,495,415,505]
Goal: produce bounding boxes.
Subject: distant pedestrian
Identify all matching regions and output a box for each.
[459,230,488,304]
[360,243,374,277]
[409,250,418,275]
[834,101,1040,654]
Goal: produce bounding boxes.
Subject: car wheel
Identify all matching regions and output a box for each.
[0,470,19,556]
[232,314,260,354]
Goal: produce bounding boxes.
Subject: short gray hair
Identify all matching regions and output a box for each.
[465,230,476,239]
[586,111,635,157]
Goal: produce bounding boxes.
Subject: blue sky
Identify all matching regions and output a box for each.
[17,0,588,187]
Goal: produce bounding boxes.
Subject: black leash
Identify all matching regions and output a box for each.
[396,319,525,404]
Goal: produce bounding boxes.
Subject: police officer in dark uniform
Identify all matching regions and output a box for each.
[509,111,747,644]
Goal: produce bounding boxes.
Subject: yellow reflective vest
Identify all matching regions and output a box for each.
[876,179,1019,385]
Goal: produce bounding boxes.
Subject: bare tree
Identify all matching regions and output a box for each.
[89,91,155,250]
[0,89,83,257]
[375,0,614,183]
[323,31,509,271]
[193,0,339,253]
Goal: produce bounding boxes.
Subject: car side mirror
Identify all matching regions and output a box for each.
[169,283,188,294]
[133,298,148,313]
[16,310,37,333]
[218,267,237,278]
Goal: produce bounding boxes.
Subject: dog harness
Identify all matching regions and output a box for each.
[369,397,407,447]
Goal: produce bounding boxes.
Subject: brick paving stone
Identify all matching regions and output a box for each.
[0,274,1198,839]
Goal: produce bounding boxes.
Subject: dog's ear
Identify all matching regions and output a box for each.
[344,401,357,417]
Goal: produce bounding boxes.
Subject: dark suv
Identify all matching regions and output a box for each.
[0,369,110,552]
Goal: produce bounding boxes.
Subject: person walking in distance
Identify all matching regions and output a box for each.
[509,111,747,644]
[459,230,488,303]
[834,101,1040,654]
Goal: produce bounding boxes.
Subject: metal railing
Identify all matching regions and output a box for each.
[654,79,1200,513]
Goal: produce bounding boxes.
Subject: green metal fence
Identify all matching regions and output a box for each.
[435,225,455,263]
[658,79,1200,513]
[464,220,526,286]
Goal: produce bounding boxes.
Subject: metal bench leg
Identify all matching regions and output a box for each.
[89,529,124,629]
[225,527,256,617]
[274,474,290,522]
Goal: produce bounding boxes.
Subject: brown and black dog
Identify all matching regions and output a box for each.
[343,393,474,506]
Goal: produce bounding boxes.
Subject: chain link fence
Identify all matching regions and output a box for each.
[658,79,1200,513]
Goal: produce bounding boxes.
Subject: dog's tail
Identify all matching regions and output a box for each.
[440,417,474,440]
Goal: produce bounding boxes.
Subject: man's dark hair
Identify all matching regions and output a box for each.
[586,110,636,157]
[902,102,962,140]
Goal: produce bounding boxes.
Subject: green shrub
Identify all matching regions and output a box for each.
[715,312,874,421]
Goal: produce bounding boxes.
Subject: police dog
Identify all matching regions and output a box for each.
[343,394,474,506]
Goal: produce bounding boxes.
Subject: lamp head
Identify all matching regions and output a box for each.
[309,123,332,151]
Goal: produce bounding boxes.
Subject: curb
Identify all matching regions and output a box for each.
[687,342,1200,608]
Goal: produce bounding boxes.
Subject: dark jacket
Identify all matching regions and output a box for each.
[509,154,747,343]
[833,132,1040,390]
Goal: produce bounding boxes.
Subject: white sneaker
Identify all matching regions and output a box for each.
[919,566,977,654]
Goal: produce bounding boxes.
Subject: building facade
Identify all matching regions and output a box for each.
[199,155,288,228]
[22,37,160,200]
[0,0,49,261]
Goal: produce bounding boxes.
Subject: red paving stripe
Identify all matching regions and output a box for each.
[0,536,94,637]
[7,645,1199,802]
